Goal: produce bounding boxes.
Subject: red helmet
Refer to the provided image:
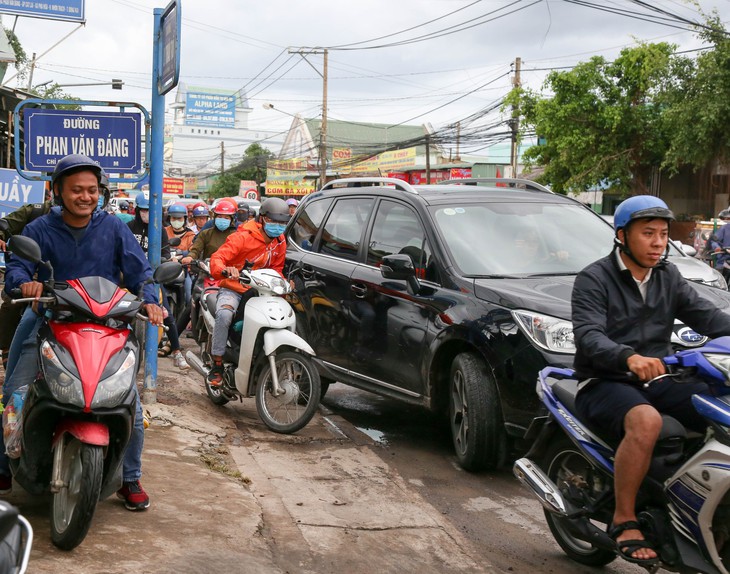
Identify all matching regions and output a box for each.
[213,198,236,216]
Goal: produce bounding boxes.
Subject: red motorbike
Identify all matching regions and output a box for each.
[6,234,179,550]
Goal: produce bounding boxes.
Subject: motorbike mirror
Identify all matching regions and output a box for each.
[153,261,183,284]
[7,235,42,264]
[168,236,181,247]
[0,501,19,543]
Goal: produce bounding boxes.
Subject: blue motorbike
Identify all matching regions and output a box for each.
[514,337,730,573]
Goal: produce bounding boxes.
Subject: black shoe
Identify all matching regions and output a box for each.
[207,364,224,387]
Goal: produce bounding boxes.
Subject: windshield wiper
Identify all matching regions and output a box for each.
[521,272,577,277]
[467,274,521,279]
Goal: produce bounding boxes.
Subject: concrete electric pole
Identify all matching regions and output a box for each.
[510,57,522,178]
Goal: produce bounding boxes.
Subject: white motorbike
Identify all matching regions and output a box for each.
[185,261,321,434]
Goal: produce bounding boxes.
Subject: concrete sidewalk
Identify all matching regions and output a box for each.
[6,344,496,574]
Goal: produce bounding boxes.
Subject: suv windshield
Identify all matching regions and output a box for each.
[432,201,615,276]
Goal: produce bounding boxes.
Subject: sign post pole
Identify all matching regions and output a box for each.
[143,6,165,404]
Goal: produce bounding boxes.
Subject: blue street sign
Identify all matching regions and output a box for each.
[158,0,180,96]
[0,0,85,23]
[0,168,45,218]
[24,109,142,173]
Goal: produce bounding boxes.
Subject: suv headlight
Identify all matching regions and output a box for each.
[513,310,576,354]
[708,268,728,290]
[91,351,136,408]
[41,341,84,407]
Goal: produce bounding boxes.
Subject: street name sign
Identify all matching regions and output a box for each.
[0,0,85,22]
[25,109,142,173]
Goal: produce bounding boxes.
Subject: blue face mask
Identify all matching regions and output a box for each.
[97,196,104,209]
[214,218,231,231]
[264,222,286,238]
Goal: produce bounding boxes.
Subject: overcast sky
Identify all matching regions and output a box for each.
[3,0,728,163]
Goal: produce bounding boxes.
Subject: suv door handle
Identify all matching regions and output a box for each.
[350,284,367,298]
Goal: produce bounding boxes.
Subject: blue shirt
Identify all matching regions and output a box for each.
[5,206,157,304]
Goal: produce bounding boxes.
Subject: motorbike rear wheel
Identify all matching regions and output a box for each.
[50,437,103,551]
[543,437,616,567]
[255,351,321,434]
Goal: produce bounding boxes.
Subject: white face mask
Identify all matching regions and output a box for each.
[170,219,185,230]
[139,210,149,224]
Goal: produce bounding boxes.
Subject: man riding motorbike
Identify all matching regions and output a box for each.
[571,195,730,565]
[189,204,209,235]
[1,154,165,510]
[206,198,289,386]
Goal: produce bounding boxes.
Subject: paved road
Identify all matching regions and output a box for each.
[321,382,642,574]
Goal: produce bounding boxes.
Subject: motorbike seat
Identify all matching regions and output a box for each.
[552,378,687,445]
[205,292,218,315]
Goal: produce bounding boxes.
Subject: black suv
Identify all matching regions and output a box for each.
[284,177,730,471]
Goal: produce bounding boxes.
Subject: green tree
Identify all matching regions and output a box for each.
[207,143,274,198]
[31,82,81,110]
[663,15,730,171]
[509,43,681,195]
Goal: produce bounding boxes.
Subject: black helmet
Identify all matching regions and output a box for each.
[719,209,730,220]
[259,198,289,223]
[119,200,130,210]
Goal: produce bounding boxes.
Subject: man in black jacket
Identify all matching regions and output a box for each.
[572,195,730,566]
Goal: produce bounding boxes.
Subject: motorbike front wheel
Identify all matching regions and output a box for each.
[255,351,321,434]
[50,436,103,551]
[543,437,616,567]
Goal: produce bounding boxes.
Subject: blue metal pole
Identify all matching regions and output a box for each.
[143,7,165,404]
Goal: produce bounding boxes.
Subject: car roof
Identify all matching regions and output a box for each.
[310,177,579,208]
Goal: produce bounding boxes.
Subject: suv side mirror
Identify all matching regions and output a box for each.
[381,254,420,294]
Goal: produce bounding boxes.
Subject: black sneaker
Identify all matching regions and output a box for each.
[116,480,150,511]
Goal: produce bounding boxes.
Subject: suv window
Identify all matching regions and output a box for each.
[319,197,374,260]
[289,197,333,251]
[367,200,437,282]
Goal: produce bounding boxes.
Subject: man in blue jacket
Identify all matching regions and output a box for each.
[1,154,164,511]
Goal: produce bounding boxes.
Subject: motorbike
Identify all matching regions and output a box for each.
[0,501,32,574]
[513,337,730,573]
[162,236,189,336]
[6,234,180,550]
[185,260,321,434]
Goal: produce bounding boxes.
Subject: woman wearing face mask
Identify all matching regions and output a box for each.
[180,200,238,266]
[165,203,196,255]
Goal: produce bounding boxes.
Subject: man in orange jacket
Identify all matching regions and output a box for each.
[207,197,290,385]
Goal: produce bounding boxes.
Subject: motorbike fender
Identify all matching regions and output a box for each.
[52,419,109,447]
[263,328,315,357]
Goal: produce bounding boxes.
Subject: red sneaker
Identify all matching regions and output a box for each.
[116,480,150,511]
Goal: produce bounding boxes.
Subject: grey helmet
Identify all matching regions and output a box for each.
[719,209,730,220]
[259,198,290,223]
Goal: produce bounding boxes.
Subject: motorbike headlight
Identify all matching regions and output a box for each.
[270,277,288,295]
[40,341,84,408]
[704,353,730,385]
[91,351,136,409]
[513,310,576,354]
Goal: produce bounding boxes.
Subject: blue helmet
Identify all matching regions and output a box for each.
[135,194,150,209]
[51,154,102,187]
[192,205,209,218]
[613,196,674,231]
[168,203,187,217]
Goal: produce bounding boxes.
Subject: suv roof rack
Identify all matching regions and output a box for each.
[440,177,553,194]
[320,177,419,195]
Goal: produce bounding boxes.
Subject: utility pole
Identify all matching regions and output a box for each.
[425,135,431,184]
[26,52,36,91]
[510,57,522,178]
[288,47,328,187]
[220,141,225,174]
[455,121,461,162]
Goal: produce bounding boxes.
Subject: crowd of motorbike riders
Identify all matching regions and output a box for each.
[0,153,298,513]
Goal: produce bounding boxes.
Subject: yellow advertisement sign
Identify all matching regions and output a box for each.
[332,148,352,174]
[267,158,308,179]
[184,177,198,191]
[266,179,316,196]
[352,147,417,174]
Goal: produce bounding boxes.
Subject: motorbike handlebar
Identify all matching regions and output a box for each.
[11,295,56,305]
[135,312,169,332]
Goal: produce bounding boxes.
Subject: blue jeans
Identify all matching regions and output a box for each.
[0,307,144,482]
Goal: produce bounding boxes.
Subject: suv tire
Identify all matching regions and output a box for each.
[449,352,502,471]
